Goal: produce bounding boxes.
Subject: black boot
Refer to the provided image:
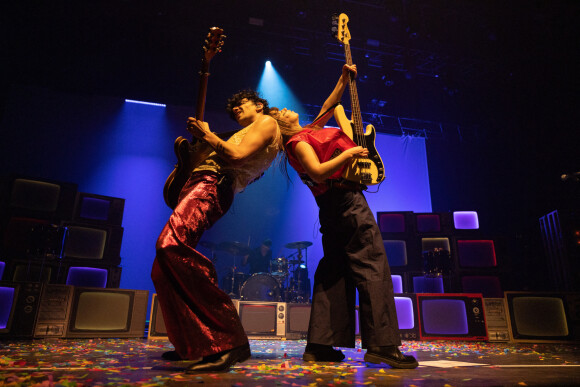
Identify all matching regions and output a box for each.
[303,343,345,362]
[364,346,418,369]
[185,343,251,373]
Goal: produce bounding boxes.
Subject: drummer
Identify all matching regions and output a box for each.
[242,239,272,274]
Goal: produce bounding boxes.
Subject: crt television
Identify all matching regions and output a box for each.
[148,293,168,340]
[285,302,311,340]
[64,287,148,338]
[73,192,125,226]
[416,293,488,341]
[233,300,286,340]
[0,281,44,339]
[504,291,580,343]
[60,222,123,265]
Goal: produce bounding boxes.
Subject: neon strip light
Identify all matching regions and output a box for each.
[124,99,166,107]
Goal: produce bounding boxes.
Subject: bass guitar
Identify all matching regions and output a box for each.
[332,13,385,185]
[163,27,226,209]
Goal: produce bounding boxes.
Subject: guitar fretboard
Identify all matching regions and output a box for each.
[343,44,366,148]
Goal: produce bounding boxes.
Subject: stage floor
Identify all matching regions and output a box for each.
[0,338,579,386]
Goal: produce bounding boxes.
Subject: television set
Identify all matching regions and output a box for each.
[454,239,497,268]
[453,211,480,230]
[415,212,452,234]
[460,275,503,298]
[383,240,408,267]
[285,303,311,340]
[0,261,5,280]
[147,293,168,340]
[64,287,148,338]
[60,222,123,265]
[234,300,286,339]
[8,260,55,283]
[416,293,488,341]
[421,237,451,253]
[483,298,511,342]
[34,284,74,338]
[73,192,125,226]
[0,175,77,222]
[504,291,580,343]
[391,274,403,294]
[394,294,420,340]
[0,281,44,339]
[412,275,445,293]
[377,211,415,235]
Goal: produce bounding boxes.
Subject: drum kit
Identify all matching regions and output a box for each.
[201,239,314,303]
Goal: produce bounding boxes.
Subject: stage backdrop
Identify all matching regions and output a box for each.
[0,86,431,303]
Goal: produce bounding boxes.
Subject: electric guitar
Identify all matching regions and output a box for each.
[163,27,227,209]
[332,13,385,185]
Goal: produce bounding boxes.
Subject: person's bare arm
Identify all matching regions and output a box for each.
[314,64,357,127]
[294,141,368,184]
[187,115,278,166]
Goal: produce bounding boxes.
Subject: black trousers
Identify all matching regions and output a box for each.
[308,188,401,348]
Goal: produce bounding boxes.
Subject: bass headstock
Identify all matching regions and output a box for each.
[203,27,226,62]
[331,13,351,45]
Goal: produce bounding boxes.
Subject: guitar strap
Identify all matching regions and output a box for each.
[310,102,340,127]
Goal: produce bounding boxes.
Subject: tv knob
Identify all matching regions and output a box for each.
[473,307,480,314]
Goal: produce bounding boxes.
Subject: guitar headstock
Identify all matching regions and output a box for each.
[203,27,226,62]
[331,13,351,45]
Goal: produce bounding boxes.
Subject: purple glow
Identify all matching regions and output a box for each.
[394,296,415,329]
[457,240,497,267]
[413,276,444,293]
[453,211,479,229]
[391,275,403,293]
[66,267,108,288]
[0,261,5,280]
[384,240,407,267]
[422,299,468,335]
[416,214,441,232]
[79,197,111,221]
[461,275,502,297]
[379,213,405,233]
[0,287,15,329]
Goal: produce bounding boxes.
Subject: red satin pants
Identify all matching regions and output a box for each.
[151,172,248,360]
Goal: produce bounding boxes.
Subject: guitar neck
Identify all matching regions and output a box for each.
[195,59,211,121]
[343,44,364,137]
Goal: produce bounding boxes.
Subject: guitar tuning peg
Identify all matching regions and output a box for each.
[221,34,227,39]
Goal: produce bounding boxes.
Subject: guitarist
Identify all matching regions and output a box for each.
[152,90,282,372]
[269,64,418,369]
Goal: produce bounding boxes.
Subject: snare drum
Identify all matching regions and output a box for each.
[269,257,288,277]
[240,273,282,301]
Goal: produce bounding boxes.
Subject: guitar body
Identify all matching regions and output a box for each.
[334,104,385,185]
[163,136,214,209]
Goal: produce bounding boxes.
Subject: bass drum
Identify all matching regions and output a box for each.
[240,273,282,302]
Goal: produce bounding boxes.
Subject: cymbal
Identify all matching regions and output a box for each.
[199,240,217,250]
[218,241,251,256]
[284,241,313,249]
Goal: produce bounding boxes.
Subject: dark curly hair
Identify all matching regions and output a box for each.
[226,89,270,121]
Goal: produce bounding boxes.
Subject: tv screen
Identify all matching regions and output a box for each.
[65,287,148,338]
[421,237,450,253]
[505,292,579,343]
[74,193,125,226]
[453,211,479,230]
[383,240,407,267]
[147,293,168,340]
[235,301,286,339]
[391,274,403,293]
[2,176,77,221]
[0,261,5,280]
[0,281,44,339]
[412,275,444,293]
[285,303,311,339]
[61,223,123,265]
[393,294,420,340]
[416,213,441,233]
[65,267,108,288]
[377,212,413,233]
[417,293,488,341]
[11,261,53,283]
[456,240,497,268]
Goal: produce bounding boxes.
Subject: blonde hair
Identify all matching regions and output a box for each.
[268,108,304,146]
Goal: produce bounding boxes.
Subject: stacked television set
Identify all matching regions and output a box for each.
[0,175,125,288]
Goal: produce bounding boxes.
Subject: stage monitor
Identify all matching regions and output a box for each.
[1,175,77,222]
[394,294,420,340]
[234,300,286,339]
[461,275,503,298]
[504,291,580,343]
[455,239,497,268]
[65,287,148,338]
[147,293,168,340]
[453,211,479,230]
[417,293,488,341]
[0,281,44,339]
[285,303,311,340]
[377,211,414,234]
[73,193,125,226]
[61,222,123,265]
[383,240,408,267]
